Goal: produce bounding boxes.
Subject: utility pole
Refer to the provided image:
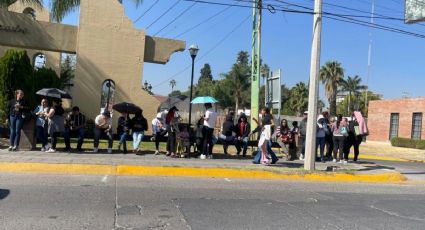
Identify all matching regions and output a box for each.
[251,0,262,130]
[304,0,323,171]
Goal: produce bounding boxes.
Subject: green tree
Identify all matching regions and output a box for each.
[168,90,181,97]
[60,54,75,90]
[337,90,381,116]
[198,63,212,84]
[340,75,366,115]
[288,82,309,116]
[169,79,176,92]
[319,61,344,116]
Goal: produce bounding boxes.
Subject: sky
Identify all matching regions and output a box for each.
[51,0,425,100]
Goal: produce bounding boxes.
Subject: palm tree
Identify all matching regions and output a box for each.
[169,79,176,92]
[289,82,308,116]
[319,61,344,116]
[340,75,366,115]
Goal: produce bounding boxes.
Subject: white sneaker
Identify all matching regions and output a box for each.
[333,159,337,163]
[299,154,304,160]
[41,147,46,152]
[339,160,343,163]
[93,147,98,153]
[343,160,348,164]
[154,150,160,155]
[200,154,206,160]
[12,146,17,151]
[107,148,112,154]
[8,146,13,151]
[46,148,56,153]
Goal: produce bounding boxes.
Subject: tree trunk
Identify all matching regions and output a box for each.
[330,93,337,116]
[348,91,351,116]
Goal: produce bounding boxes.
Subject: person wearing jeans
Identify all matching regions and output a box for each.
[64,106,86,152]
[46,99,65,153]
[131,110,148,153]
[117,112,131,154]
[316,114,327,162]
[93,111,113,153]
[152,112,166,155]
[34,99,49,151]
[7,89,27,151]
[331,114,348,163]
[235,113,250,157]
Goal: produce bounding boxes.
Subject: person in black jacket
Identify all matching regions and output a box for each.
[235,113,250,157]
[219,113,235,155]
[7,89,28,151]
[344,114,363,162]
[117,112,131,154]
[131,110,148,153]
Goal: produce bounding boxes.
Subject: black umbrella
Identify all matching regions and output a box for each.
[36,88,72,99]
[113,102,142,114]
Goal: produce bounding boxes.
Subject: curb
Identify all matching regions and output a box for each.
[360,154,425,163]
[0,162,407,183]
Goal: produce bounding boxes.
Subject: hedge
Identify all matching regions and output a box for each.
[390,137,425,149]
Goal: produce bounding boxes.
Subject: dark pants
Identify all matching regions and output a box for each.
[325,134,333,158]
[235,137,248,156]
[202,126,214,156]
[316,137,326,160]
[51,132,60,149]
[9,115,24,147]
[219,134,234,154]
[119,132,128,153]
[64,128,85,150]
[344,136,362,161]
[333,136,346,160]
[36,126,48,147]
[94,128,113,149]
[300,136,306,156]
[155,131,166,150]
[166,131,177,153]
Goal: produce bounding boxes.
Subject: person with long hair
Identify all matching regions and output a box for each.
[276,119,294,160]
[252,107,278,164]
[46,99,65,153]
[344,112,365,162]
[235,113,250,157]
[331,114,348,163]
[166,106,179,157]
[7,89,28,151]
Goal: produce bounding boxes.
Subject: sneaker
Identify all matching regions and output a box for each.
[107,148,113,154]
[93,147,98,153]
[41,147,46,152]
[154,150,160,155]
[150,136,155,141]
[339,160,343,163]
[46,148,56,153]
[332,159,337,163]
[299,154,304,160]
[12,146,17,151]
[207,154,213,159]
[8,146,13,151]
[343,160,348,164]
[200,154,206,160]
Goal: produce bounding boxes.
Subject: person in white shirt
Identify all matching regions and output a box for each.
[93,111,113,153]
[201,103,217,159]
[151,112,166,155]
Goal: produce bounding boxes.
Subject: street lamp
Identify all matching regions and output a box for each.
[188,44,199,127]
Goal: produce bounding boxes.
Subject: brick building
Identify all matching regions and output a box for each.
[368,98,425,142]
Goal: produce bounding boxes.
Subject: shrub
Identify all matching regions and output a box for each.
[391,137,425,149]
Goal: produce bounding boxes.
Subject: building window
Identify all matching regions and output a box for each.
[389,113,399,140]
[34,53,46,69]
[100,79,115,115]
[411,113,422,140]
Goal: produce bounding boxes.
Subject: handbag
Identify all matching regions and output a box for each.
[341,127,348,136]
[354,125,361,136]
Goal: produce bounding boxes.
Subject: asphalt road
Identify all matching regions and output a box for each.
[1,173,425,230]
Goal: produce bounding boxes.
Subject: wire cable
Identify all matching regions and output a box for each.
[134,0,159,23]
[147,0,182,30]
[153,1,197,36]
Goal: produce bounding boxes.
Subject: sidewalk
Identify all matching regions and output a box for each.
[359,141,425,163]
[0,149,407,184]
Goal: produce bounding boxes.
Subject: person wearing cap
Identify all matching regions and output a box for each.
[131,110,148,153]
[93,111,113,153]
[45,99,65,153]
[151,111,166,155]
[299,111,308,160]
[165,106,180,157]
[64,106,86,152]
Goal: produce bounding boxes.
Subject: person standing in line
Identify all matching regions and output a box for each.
[7,89,28,151]
[45,99,65,153]
[235,113,250,157]
[316,113,328,162]
[322,111,334,161]
[194,117,204,157]
[291,121,300,159]
[117,112,131,154]
[131,110,148,153]
[344,111,367,162]
[165,106,179,157]
[331,114,348,164]
[251,107,278,164]
[64,106,86,152]
[151,112,166,155]
[93,111,113,153]
[299,111,308,160]
[34,98,49,151]
[201,103,217,159]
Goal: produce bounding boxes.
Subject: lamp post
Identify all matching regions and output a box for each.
[188,44,199,127]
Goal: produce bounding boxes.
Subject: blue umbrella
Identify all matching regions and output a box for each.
[191,96,218,104]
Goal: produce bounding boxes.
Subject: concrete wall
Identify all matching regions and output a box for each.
[73,0,160,126]
[368,98,425,141]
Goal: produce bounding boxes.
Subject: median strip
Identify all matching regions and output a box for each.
[0,162,407,183]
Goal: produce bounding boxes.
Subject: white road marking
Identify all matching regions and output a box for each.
[101,175,108,183]
[224,178,231,182]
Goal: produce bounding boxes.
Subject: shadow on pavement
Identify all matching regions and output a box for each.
[0,189,10,200]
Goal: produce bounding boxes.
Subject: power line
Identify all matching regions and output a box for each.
[134,0,159,23]
[146,0,182,30]
[153,2,197,36]
[152,14,251,88]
